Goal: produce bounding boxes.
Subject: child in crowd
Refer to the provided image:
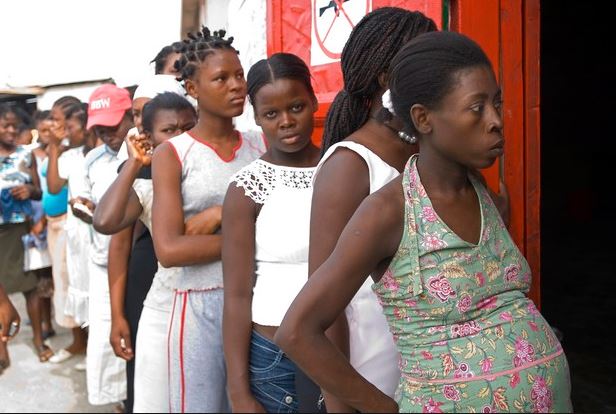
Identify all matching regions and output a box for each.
[76,84,133,407]
[222,52,319,413]
[102,74,188,412]
[151,27,266,412]
[276,31,572,413]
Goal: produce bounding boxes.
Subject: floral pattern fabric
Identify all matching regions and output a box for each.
[373,155,572,413]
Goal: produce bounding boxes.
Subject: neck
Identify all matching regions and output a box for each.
[0,142,15,154]
[193,111,236,141]
[264,144,320,168]
[415,148,470,194]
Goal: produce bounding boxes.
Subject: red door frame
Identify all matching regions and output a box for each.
[267,0,542,306]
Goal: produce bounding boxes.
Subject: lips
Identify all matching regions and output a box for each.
[280,134,302,145]
[488,140,504,156]
[230,96,245,105]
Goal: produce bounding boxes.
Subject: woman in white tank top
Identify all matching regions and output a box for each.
[222,53,320,413]
[306,8,438,412]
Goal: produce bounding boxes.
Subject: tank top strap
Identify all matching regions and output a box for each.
[373,154,424,299]
[315,141,397,193]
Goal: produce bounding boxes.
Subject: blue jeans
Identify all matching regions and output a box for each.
[249,330,298,413]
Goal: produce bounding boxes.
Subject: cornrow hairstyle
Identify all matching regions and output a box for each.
[174,26,238,81]
[321,7,437,156]
[151,41,185,74]
[52,96,81,117]
[33,110,52,125]
[389,31,492,136]
[247,52,315,108]
[65,102,89,130]
[141,92,196,134]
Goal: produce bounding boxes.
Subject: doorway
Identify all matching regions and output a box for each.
[541,2,615,412]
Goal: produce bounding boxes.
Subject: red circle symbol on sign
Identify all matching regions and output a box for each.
[313,0,371,59]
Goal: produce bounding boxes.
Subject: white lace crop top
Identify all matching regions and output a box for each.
[231,159,315,326]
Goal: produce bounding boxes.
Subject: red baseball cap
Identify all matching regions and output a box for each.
[86,84,132,130]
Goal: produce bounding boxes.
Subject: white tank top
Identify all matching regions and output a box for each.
[315,141,401,399]
[167,130,266,291]
[231,159,315,326]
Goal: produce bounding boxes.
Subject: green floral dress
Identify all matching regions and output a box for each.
[373,155,572,413]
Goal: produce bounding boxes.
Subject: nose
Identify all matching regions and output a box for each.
[279,111,295,129]
[486,104,504,134]
[229,75,246,92]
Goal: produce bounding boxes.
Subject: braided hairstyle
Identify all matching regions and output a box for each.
[174,26,238,82]
[51,96,81,120]
[321,7,436,156]
[247,53,315,107]
[389,31,493,136]
[64,102,89,130]
[151,41,185,75]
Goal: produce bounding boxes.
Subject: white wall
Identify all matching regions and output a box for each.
[0,0,182,89]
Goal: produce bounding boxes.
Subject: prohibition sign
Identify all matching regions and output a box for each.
[312,0,371,60]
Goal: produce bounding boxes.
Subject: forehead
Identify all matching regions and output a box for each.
[1,112,18,124]
[254,78,312,107]
[152,107,193,124]
[50,106,65,119]
[446,65,499,100]
[198,49,242,73]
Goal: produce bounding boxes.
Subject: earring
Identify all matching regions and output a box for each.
[398,131,417,144]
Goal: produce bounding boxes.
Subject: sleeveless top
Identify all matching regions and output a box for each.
[231,159,315,326]
[374,155,570,411]
[167,130,266,291]
[315,141,401,398]
[40,158,69,217]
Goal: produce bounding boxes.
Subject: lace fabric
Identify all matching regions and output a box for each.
[232,160,314,204]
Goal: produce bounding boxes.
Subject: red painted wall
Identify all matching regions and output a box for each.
[266,0,541,306]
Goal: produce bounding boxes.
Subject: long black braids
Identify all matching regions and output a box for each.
[321,7,437,156]
[174,26,238,82]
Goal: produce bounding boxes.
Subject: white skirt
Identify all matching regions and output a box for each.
[346,278,401,398]
[64,212,91,326]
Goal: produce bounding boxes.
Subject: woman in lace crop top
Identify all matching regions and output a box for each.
[275,32,571,413]
[222,53,321,413]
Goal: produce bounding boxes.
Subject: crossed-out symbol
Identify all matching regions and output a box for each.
[313,0,370,59]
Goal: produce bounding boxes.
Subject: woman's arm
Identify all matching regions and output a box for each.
[92,157,144,235]
[276,179,404,412]
[108,226,134,361]
[46,139,68,194]
[151,143,221,268]
[308,149,371,412]
[222,184,264,412]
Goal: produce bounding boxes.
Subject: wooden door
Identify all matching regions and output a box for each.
[266,0,541,306]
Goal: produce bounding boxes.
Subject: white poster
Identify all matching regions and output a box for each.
[311,0,372,66]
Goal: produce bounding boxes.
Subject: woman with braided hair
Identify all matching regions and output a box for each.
[151,26,266,412]
[306,7,437,412]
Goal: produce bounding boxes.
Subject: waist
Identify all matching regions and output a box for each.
[252,262,308,326]
[175,261,223,290]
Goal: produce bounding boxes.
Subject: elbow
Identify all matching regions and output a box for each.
[273,320,302,357]
[155,244,178,268]
[92,211,115,235]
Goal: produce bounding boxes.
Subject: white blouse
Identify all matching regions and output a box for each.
[231,159,315,326]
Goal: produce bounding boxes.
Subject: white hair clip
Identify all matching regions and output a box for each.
[382,89,396,115]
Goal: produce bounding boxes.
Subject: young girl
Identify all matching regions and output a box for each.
[92,92,202,412]
[276,31,572,413]
[151,27,266,412]
[222,52,319,413]
[46,100,93,364]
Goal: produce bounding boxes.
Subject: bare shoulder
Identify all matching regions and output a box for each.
[359,175,405,226]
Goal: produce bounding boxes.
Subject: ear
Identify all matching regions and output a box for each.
[410,104,432,136]
[311,95,319,113]
[184,78,198,100]
[377,72,389,89]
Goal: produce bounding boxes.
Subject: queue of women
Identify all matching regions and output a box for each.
[0,7,572,413]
